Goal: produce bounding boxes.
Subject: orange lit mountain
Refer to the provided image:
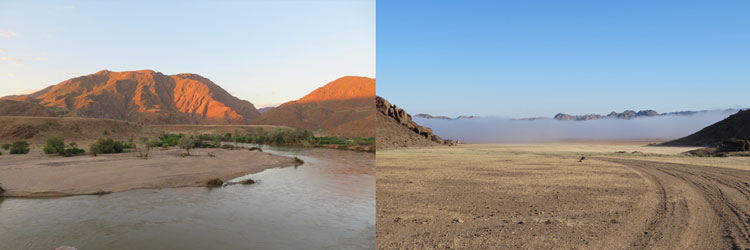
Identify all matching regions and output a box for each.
[1,70,260,124]
[253,76,375,137]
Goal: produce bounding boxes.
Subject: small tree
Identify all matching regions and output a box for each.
[45,137,65,154]
[179,135,195,156]
[10,141,30,154]
[137,137,150,159]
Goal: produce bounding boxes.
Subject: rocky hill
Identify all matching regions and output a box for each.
[662,109,750,147]
[376,96,457,149]
[253,76,375,138]
[0,100,55,117]
[1,70,261,124]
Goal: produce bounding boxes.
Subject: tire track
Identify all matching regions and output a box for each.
[598,158,750,250]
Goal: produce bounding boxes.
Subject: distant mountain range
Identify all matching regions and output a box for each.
[553,109,739,121]
[0,70,375,138]
[414,109,740,122]
[414,114,479,120]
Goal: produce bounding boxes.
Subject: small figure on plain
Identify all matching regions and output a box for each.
[578,156,586,162]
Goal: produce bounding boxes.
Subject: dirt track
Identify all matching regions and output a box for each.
[598,158,750,250]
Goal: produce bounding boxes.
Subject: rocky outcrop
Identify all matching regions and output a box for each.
[684,138,750,157]
[376,96,457,149]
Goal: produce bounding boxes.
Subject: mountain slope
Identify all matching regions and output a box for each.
[2,70,260,124]
[253,76,375,137]
[0,100,55,117]
[662,109,750,146]
[376,96,457,149]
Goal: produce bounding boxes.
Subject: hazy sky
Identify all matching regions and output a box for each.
[0,0,375,107]
[378,0,750,118]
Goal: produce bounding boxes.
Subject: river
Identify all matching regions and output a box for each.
[0,144,375,250]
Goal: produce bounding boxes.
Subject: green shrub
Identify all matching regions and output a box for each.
[43,145,57,154]
[0,151,3,156]
[1,144,10,150]
[159,133,182,147]
[61,147,85,157]
[90,138,124,156]
[9,141,30,154]
[221,144,234,150]
[248,147,262,152]
[46,137,66,153]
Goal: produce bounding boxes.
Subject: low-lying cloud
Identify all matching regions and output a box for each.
[414,110,738,143]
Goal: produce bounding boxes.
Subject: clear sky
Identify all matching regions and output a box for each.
[0,0,375,107]
[377,0,750,118]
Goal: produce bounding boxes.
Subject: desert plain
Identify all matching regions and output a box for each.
[376,142,750,249]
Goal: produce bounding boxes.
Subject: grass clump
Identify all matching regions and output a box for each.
[221,144,235,150]
[90,138,125,156]
[248,147,262,152]
[1,143,10,150]
[10,141,30,154]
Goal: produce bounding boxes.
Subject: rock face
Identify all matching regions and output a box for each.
[662,109,750,147]
[376,96,457,149]
[253,76,375,138]
[554,110,660,121]
[1,70,260,124]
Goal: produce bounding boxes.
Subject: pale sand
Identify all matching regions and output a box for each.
[0,148,296,197]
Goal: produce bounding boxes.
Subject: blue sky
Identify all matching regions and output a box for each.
[0,0,375,107]
[377,0,750,118]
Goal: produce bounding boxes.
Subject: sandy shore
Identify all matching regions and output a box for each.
[377,143,750,249]
[0,148,296,197]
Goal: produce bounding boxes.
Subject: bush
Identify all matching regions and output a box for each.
[61,147,85,157]
[179,136,195,155]
[159,133,182,147]
[43,145,57,154]
[1,144,10,150]
[46,137,66,153]
[221,144,234,150]
[248,147,262,152]
[90,138,124,156]
[10,141,30,154]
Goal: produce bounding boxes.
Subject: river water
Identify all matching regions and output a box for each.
[0,144,375,250]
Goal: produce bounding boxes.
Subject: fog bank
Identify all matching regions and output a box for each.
[414,110,737,143]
